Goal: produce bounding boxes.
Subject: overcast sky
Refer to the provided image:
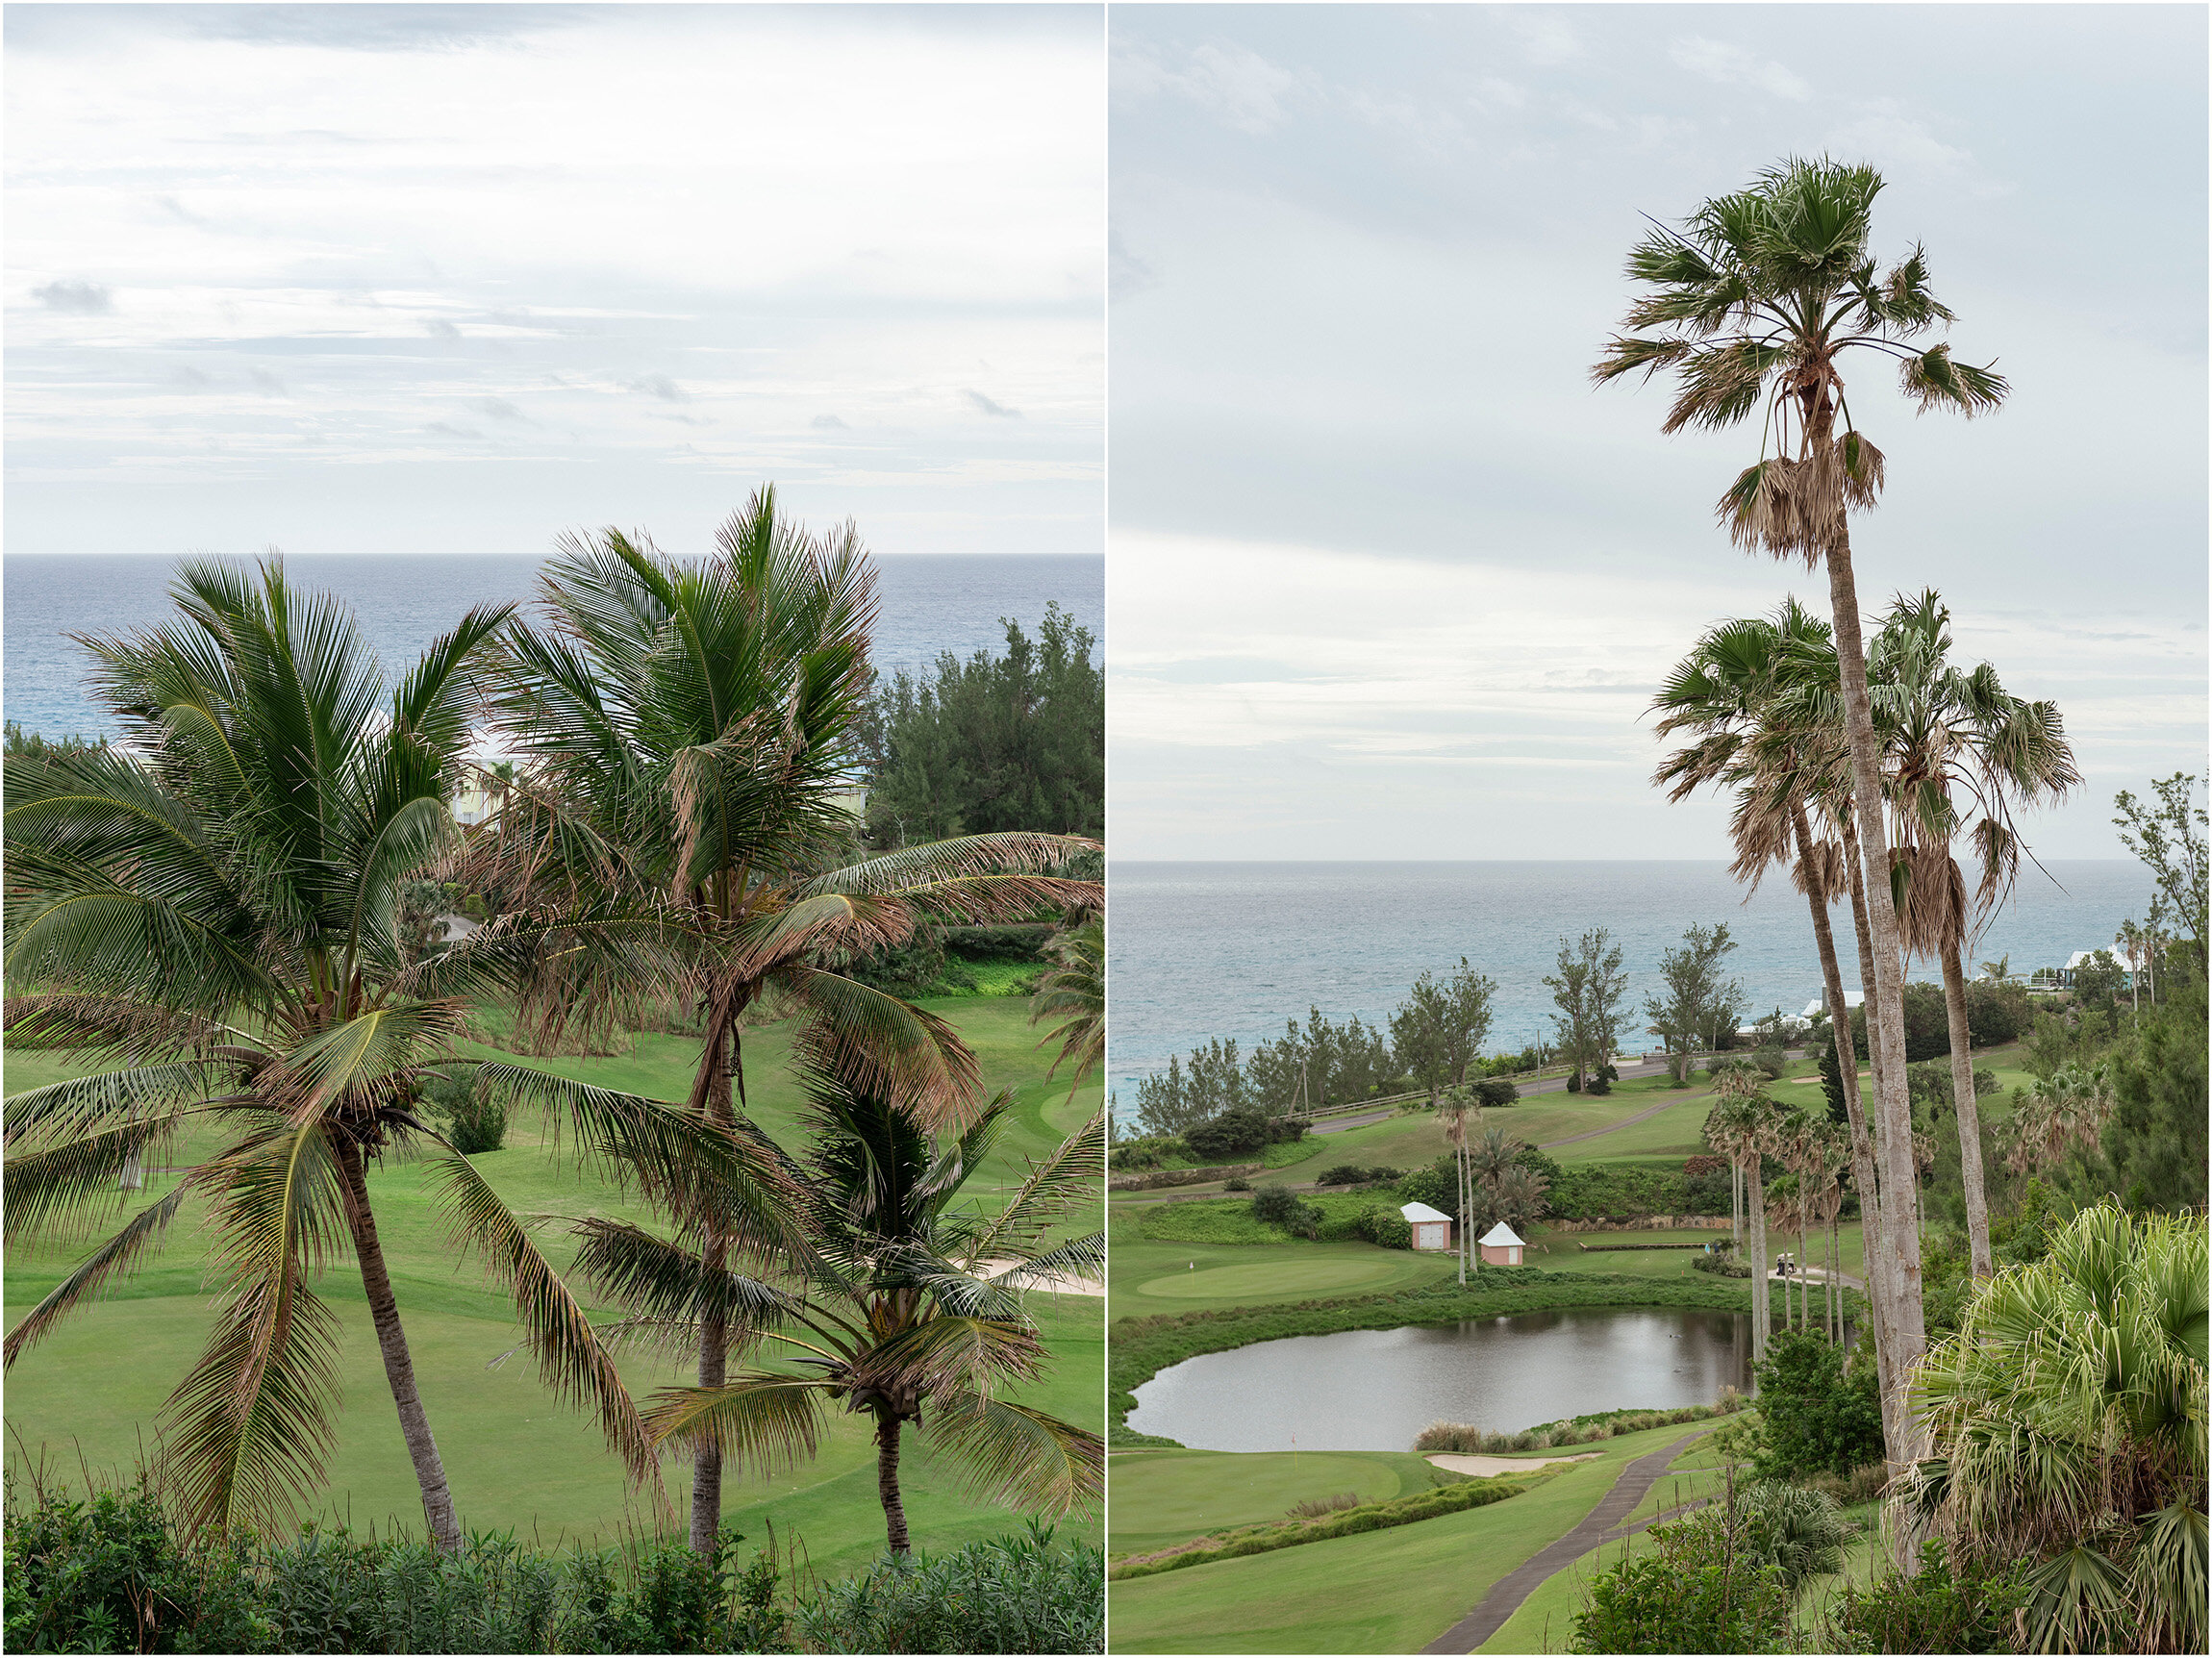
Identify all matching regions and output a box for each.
[7,4,1103,562]
[1110,3,2207,862]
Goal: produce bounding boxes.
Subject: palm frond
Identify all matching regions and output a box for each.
[3,1187,190,1367]
[922,1392,1103,1518]
[640,1371,831,1476]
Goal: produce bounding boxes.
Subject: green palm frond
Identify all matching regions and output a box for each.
[1900,343,2008,417]
[3,1186,190,1368]
[797,833,1101,901]
[2,1059,239,1146]
[960,1110,1104,1264]
[777,968,982,1131]
[640,1371,832,1476]
[421,1143,659,1491]
[162,1118,350,1537]
[267,1001,467,1120]
[923,1392,1102,1518]
[3,1102,229,1245]
[853,1315,1045,1399]
[566,1215,811,1346]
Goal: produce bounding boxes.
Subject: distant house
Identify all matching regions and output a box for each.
[1400,1202,1453,1253]
[1799,988,1866,1022]
[1478,1222,1525,1267]
[2055,950,2132,991]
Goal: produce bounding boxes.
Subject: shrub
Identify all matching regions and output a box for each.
[1284,1493,1361,1520]
[1569,1518,1794,1653]
[1963,977,2032,1046]
[1394,1158,1455,1211]
[1249,1186,1302,1226]
[1822,1538,2028,1654]
[1359,1208,1413,1250]
[1221,1175,1251,1192]
[421,1071,507,1156]
[792,1526,1102,1653]
[1749,1330,1884,1480]
[1364,1165,1403,1183]
[1671,1480,1849,1594]
[1471,1078,1520,1109]
[1186,1108,1271,1161]
[1318,1165,1369,1187]
[1751,1044,1788,1079]
[1314,1211,1369,1243]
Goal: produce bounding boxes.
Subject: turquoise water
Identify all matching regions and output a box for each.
[1107,858,2152,1116]
[3,551,1101,741]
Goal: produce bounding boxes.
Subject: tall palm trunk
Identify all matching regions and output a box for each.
[1940,944,1995,1277]
[1794,806,1890,1361]
[1747,1149,1770,1364]
[339,1139,463,1553]
[874,1410,911,1555]
[1822,520,1928,1479]
[689,1009,737,1557]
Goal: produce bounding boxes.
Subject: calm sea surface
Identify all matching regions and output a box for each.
[3,552,1101,741]
[1107,859,2152,1118]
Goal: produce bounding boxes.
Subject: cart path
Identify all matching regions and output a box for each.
[1417,1423,1722,1655]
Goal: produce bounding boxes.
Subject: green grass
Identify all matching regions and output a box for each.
[1104,1419,1722,1654]
[4,996,1102,1578]
[1107,1447,1463,1560]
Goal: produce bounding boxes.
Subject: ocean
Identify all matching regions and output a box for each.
[2,552,1102,742]
[1106,859,2154,1118]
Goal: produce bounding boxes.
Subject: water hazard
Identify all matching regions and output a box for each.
[1126,1307,1753,1452]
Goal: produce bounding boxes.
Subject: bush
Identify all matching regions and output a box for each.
[421,1071,507,1156]
[1751,1044,1788,1079]
[1394,1158,1455,1211]
[1317,1165,1370,1187]
[1569,1518,1794,1653]
[1359,1208,1413,1250]
[1585,1064,1618,1096]
[1749,1329,1884,1480]
[1962,977,2031,1046]
[1185,1108,1269,1161]
[1365,1166,1403,1183]
[793,1526,1102,1653]
[1823,1538,2028,1654]
[1471,1078,1520,1109]
[1108,1136,1191,1171]
[1221,1175,1251,1192]
[1249,1186,1302,1226]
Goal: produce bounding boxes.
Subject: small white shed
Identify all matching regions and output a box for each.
[1400,1202,1453,1253]
[1478,1221,1526,1267]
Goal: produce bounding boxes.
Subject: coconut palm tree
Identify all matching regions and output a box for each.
[473,490,1101,1552]
[1597,158,2008,1437]
[1902,1205,2207,1654]
[1030,917,1104,1105]
[1868,591,2077,1280]
[1,562,783,1549]
[609,1081,1106,1556]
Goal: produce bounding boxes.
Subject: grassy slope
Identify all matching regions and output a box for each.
[1103,1419,1717,1655]
[4,997,1102,1579]
[1107,1447,1460,1560]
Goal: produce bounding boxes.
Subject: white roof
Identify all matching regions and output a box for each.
[1800,989,1867,1020]
[1479,1221,1525,1247]
[1400,1202,1451,1224]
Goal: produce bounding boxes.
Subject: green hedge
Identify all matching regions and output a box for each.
[1110,1470,1543,1580]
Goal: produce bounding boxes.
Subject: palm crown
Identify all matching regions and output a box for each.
[1594,156,2006,563]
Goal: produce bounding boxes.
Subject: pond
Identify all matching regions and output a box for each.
[1126,1307,1755,1452]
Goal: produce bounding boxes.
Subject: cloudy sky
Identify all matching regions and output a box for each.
[7,4,1103,561]
[1111,3,2207,862]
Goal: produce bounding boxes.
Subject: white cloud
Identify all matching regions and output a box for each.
[1116,39,1312,136]
[1668,37,1812,101]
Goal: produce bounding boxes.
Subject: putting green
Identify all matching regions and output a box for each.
[1139,1257,1412,1300]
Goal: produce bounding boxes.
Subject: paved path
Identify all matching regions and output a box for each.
[1417,1423,1721,1655]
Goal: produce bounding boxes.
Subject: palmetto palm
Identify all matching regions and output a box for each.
[1030,917,1105,1103]
[472,490,1101,1550]
[1599,157,2008,1430]
[1866,590,2076,1279]
[1,563,781,1549]
[2003,1065,2117,1177]
[601,1083,1106,1555]
[1652,602,1892,1372]
[1902,1205,2207,1655]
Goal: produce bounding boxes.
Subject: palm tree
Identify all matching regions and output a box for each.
[1977,954,2011,983]
[2003,1064,2117,1176]
[1,562,780,1548]
[1029,917,1104,1104]
[1438,1089,1474,1284]
[606,1083,1106,1555]
[2114,920,2147,1017]
[1598,157,2008,1445]
[1870,591,2077,1280]
[1901,1205,2206,1654]
[1652,603,1894,1386]
[1705,1076,1776,1360]
[474,490,1101,1552]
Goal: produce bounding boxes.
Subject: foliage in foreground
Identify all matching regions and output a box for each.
[1900,1203,2207,1655]
[1748,1329,1884,1480]
[1821,1539,2029,1655]
[1,1476,1101,1654]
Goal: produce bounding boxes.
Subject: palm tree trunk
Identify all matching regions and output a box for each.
[1748,1156,1770,1364]
[1822,519,1928,1495]
[1839,813,1907,1455]
[875,1410,912,1555]
[338,1140,463,1553]
[1940,945,1995,1277]
[689,1008,737,1558]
